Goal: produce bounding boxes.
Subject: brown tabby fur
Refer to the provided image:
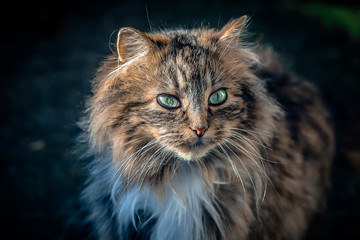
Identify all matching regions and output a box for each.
[82,16,334,239]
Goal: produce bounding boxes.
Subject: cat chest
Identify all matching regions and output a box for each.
[115,168,221,239]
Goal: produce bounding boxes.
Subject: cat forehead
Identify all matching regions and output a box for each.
[166,31,215,60]
[156,32,222,91]
[118,29,239,95]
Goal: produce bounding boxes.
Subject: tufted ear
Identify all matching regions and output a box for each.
[217,16,248,48]
[117,27,156,63]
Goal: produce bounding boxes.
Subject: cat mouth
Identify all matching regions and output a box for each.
[191,139,206,148]
[179,138,207,150]
[175,139,211,160]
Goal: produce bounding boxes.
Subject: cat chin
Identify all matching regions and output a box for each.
[169,139,215,161]
[175,149,210,161]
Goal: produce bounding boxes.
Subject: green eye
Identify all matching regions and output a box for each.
[157,94,181,109]
[209,89,227,105]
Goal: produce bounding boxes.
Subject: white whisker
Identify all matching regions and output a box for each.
[222,141,259,204]
[225,139,277,202]
[218,144,246,201]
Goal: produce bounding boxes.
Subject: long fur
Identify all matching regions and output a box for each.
[80,17,334,240]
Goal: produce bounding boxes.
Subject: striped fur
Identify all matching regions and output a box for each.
[80,16,334,239]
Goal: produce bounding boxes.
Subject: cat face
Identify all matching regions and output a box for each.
[114,28,255,159]
[136,47,249,160]
[88,17,277,184]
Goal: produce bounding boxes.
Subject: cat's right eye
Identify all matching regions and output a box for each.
[209,89,227,106]
[156,94,181,109]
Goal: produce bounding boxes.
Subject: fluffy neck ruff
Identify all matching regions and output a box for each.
[112,162,223,240]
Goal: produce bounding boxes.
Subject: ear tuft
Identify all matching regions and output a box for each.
[217,16,248,48]
[117,27,155,63]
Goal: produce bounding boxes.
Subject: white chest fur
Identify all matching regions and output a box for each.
[114,164,222,240]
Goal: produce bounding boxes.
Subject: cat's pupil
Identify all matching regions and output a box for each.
[213,93,220,101]
[167,98,174,105]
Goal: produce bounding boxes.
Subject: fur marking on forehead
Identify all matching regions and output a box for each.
[170,33,212,59]
[163,34,211,99]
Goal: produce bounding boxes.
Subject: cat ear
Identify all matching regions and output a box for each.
[117,27,155,63]
[216,16,248,48]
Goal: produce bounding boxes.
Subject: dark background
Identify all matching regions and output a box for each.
[1,0,360,239]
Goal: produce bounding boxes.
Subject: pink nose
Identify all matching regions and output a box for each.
[190,126,208,137]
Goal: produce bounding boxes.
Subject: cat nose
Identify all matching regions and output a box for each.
[190,126,208,137]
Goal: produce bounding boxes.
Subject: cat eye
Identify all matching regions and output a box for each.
[209,89,227,106]
[157,94,181,109]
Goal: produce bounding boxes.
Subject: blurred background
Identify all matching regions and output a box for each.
[1,0,359,239]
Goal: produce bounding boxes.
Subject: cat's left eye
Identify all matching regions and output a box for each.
[157,94,181,109]
[209,89,227,106]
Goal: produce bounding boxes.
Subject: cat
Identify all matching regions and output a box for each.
[80,16,334,240]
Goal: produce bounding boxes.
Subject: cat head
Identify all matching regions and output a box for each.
[87,16,279,186]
